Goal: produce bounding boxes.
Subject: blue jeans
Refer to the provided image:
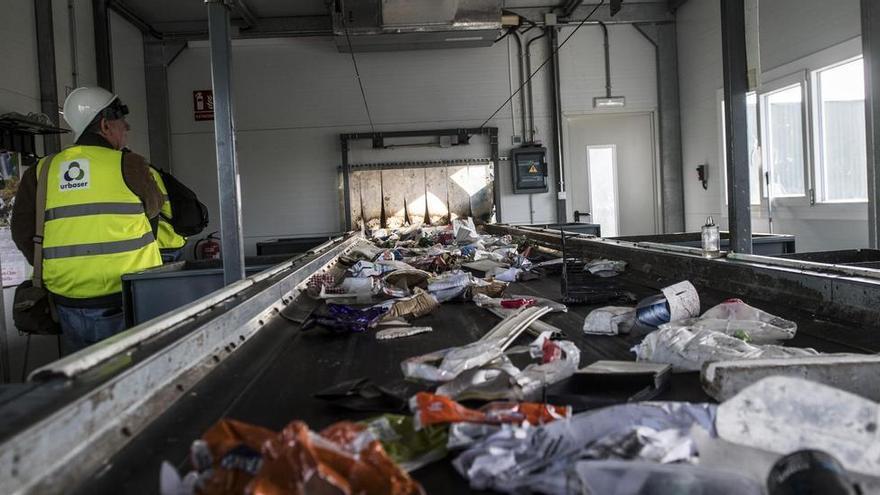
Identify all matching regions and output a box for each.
[56,305,125,354]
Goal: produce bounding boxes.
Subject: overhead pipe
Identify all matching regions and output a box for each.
[511,29,529,143]
[598,21,612,98]
[525,30,547,143]
[548,27,567,223]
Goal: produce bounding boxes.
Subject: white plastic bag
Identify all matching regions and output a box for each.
[634,326,819,372]
[664,298,797,343]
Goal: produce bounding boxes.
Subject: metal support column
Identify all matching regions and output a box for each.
[35,0,61,153]
[863,0,880,248]
[92,0,113,91]
[720,0,752,253]
[206,0,245,284]
[144,41,186,169]
[548,28,567,223]
[490,127,502,222]
[635,23,685,233]
[341,135,352,230]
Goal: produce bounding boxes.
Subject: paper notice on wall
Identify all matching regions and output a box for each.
[661,281,700,321]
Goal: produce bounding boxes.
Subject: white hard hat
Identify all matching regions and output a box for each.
[62,87,118,141]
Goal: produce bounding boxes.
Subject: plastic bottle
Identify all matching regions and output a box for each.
[701,216,721,258]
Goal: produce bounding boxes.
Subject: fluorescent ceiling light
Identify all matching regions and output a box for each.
[593,96,626,108]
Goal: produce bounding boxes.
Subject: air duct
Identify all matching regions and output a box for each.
[331,0,503,52]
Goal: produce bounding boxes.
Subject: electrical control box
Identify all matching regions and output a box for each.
[511,145,548,194]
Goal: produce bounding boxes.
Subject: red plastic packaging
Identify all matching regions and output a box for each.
[410,392,571,430]
[500,298,536,309]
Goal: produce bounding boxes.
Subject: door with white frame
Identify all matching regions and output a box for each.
[566,113,659,236]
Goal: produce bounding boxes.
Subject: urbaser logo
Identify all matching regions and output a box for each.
[59,159,90,191]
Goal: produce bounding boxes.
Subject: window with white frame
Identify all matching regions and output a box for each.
[813,57,867,203]
[763,84,806,198]
[721,93,762,206]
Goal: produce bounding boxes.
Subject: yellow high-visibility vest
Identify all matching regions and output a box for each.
[149,167,187,250]
[39,146,161,299]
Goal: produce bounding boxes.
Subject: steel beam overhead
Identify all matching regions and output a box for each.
[230,0,258,29]
[720,0,752,254]
[206,0,246,285]
[92,0,113,91]
[144,41,185,171]
[157,15,333,41]
[34,0,61,154]
[636,23,685,233]
[548,28,567,223]
[532,2,673,23]
[863,0,880,248]
[107,0,163,39]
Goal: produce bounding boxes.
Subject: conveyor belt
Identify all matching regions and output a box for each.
[72,273,879,494]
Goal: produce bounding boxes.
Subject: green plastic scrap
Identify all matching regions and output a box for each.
[360,414,449,472]
[733,329,752,343]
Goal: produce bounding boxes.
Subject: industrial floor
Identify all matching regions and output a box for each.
[72,272,879,494]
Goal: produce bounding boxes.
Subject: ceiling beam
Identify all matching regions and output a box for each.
[668,0,690,14]
[158,15,333,41]
[559,0,584,19]
[108,0,163,39]
[229,0,258,29]
[516,2,673,24]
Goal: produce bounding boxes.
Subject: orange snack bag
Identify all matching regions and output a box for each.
[410,392,571,429]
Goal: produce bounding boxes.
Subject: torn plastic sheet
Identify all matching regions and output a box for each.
[376,326,433,340]
[663,298,797,343]
[583,306,636,335]
[492,267,522,282]
[427,270,473,302]
[410,392,571,431]
[584,259,627,277]
[452,402,717,494]
[312,303,388,333]
[453,217,480,243]
[473,293,567,313]
[716,376,880,478]
[435,337,579,402]
[401,307,551,382]
[633,326,820,372]
[573,460,763,495]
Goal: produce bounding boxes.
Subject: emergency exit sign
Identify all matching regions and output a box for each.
[193,90,214,121]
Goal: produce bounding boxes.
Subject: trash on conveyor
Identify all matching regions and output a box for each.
[452,401,717,494]
[583,306,636,335]
[377,289,439,321]
[453,217,480,244]
[436,332,580,402]
[160,417,425,495]
[376,326,433,340]
[410,392,571,429]
[663,298,798,343]
[314,377,426,413]
[401,306,552,382]
[354,414,448,473]
[573,460,763,495]
[702,354,880,402]
[767,450,860,495]
[635,280,700,327]
[309,303,388,333]
[584,259,627,278]
[427,269,473,302]
[633,325,820,372]
[716,376,880,478]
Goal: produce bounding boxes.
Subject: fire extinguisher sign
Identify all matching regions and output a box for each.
[193,90,214,121]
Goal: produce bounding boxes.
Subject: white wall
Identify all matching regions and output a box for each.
[166,24,659,254]
[110,10,150,158]
[677,0,866,252]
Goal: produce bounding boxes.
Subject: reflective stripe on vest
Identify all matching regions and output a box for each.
[150,168,187,250]
[40,146,161,299]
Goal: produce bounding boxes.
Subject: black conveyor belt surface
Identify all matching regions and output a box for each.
[73,274,878,494]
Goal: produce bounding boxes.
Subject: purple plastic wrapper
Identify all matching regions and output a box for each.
[315,304,389,333]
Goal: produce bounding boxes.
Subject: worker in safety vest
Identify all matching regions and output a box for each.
[149,166,187,262]
[11,87,163,352]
